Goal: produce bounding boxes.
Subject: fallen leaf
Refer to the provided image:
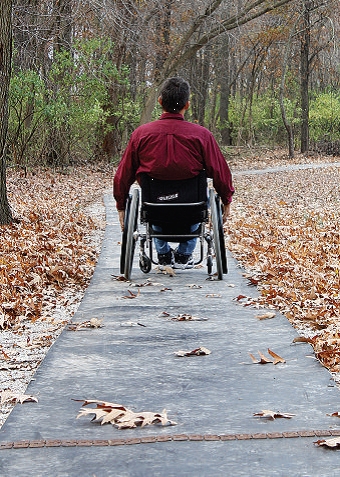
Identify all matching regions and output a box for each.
[205,294,222,298]
[314,437,340,448]
[256,312,276,320]
[249,351,273,364]
[157,266,176,276]
[112,275,129,281]
[89,318,104,328]
[0,390,38,404]
[267,348,286,364]
[68,318,103,331]
[186,284,202,289]
[76,400,177,429]
[234,295,248,301]
[120,321,146,327]
[171,314,208,321]
[253,410,295,419]
[292,336,314,344]
[175,347,211,357]
[0,349,10,361]
[122,289,141,299]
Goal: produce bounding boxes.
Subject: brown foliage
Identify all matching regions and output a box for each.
[0,166,111,328]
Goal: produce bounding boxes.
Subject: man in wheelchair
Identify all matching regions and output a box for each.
[114,77,234,269]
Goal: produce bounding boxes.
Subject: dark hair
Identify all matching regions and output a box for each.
[159,77,190,113]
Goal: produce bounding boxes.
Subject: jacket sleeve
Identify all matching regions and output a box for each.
[202,133,235,204]
[113,135,139,210]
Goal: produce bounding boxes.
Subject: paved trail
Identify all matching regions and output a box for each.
[1,178,340,476]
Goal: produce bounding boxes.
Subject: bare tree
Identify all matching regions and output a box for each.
[0,0,13,225]
[140,0,295,123]
[300,0,311,153]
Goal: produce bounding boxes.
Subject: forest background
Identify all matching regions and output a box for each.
[2,0,340,178]
[1,0,340,420]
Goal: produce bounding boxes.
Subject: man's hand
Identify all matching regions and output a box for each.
[222,203,231,223]
[118,210,125,231]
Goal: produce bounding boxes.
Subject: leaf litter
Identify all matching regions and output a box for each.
[227,154,340,375]
[0,165,111,427]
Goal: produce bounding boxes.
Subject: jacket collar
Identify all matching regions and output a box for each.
[159,112,185,120]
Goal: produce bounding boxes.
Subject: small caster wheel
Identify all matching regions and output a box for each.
[140,256,152,273]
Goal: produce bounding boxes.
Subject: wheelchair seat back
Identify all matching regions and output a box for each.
[140,171,208,229]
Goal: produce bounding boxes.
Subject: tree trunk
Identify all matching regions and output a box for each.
[219,35,232,146]
[280,24,296,158]
[0,0,13,225]
[300,0,311,154]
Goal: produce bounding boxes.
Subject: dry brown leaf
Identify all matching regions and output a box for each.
[0,349,10,361]
[111,275,129,281]
[253,410,295,420]
[326,412,340,417]
[267,348,286,364]
[171,314,208,322]
[68,318,103,331]
[76,400,177,429]
[234,295,249,302]
[206,294,222,298]
[292,336,314,344]
[314,437,340,448]
[122,289,141,299]
[0,390,38,404]
[249,351,273,364]
[175,347,211,357]
[256,312,276,320]
[157,266,176,276]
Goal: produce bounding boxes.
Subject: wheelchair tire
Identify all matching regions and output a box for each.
[120,195,131,275]
[207,255,213,275]
[210,188,227,280]
[123,188,139,280]
[139,255,152,274]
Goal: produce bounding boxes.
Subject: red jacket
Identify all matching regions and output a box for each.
[113,112,234,210]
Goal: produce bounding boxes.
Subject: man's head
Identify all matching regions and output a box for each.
[158,77,190,114]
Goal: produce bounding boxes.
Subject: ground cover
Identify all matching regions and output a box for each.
[1,150,340,426]
[227,150,340,377]
[0,165,111,425]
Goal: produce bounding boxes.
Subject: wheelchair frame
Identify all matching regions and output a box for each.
[120,186,227,281]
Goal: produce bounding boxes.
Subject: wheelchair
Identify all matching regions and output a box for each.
[120,171,227,281]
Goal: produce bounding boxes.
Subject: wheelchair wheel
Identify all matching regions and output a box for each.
[120,195,131,274]
[122,188,139,280]
[207,255,213,275]
[139,254,152,274]
[209,188,227,280]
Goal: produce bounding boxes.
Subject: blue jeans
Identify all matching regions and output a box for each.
[152,224,199,255]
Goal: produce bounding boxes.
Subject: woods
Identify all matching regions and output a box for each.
[0,0,340,221]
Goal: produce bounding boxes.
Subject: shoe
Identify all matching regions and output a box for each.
[157,250,174,266]
[174,251,194,269]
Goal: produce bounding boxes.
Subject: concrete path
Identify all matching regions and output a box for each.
[1,193,340,477]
